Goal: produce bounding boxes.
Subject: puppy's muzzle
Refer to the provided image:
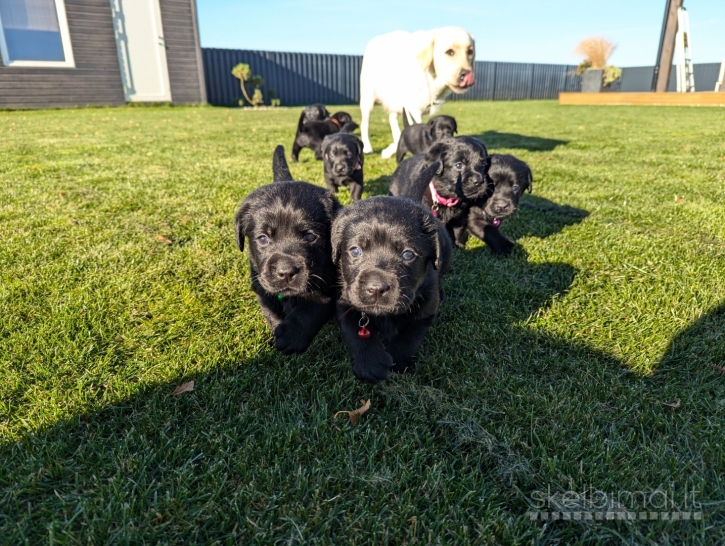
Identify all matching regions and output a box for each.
[365,279,390,300]
[333,162,351,176]
[487,200,518,221]
[272,261,300,283]
[264,254,306,292]
[354,270,396,309]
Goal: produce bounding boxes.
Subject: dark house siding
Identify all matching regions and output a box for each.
[159,0,205,104]
[0,0,125,109]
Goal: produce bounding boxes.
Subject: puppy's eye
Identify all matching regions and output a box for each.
[445,49,455,56]
[454,162,464,170]
[467,47,474,56]
[257,235,270,246]
[512,185,520,192]
[303,233,317,243]
[349,247,362,258]
[401,250,415,261]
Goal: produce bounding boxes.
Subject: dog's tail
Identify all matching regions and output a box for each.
[297,109,308,133]
[339,121,359,134]
[272,145,294,182]
[398,161,441,202]
[402,108,411,129]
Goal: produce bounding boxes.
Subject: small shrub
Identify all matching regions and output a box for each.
[574,36,621,87]
[231,63,266,106]
[267,88,281,107]
[603,65,622,86]
[251,88,264,107]
[574,36,616,68]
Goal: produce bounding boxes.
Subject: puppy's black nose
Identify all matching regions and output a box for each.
[495,202,511,213]
[365,281,390,300]
[274,263,300,283]
[334,163,347,174]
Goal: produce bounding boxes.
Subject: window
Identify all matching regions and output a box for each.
[0,0,74,67]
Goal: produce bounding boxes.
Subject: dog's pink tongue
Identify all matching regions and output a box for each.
[461,71,476,88]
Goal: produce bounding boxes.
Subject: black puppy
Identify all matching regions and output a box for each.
[389,136,492,248]
[321,133,365,201]
[466,154,533,255]
[396,111,458,163]
[332,164,452,384]
[299,103,330,125]
[291,111,358,162]
[234,145,340,354]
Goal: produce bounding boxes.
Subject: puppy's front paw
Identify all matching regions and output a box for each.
[352,350,394,384]
[391,359,415,375]
[274,320,313,355]
[491,236,515,255]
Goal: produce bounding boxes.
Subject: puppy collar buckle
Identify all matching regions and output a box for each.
[358,312,370,339]
[355,162,362,170]
[429,181,460,211]
[492,218,501,227]
[277,294,285,300]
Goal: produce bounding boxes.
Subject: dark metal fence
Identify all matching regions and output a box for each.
[202,48,362,107]
[201,48,723,106]
[610,63,721,92]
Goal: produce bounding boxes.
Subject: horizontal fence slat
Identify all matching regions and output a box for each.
[200,48,722,107]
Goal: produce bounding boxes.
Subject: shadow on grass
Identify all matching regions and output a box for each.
[2,201,723,542]
[471,131,568,152]
[364,174,391,197]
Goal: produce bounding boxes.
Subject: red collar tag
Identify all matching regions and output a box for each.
[358,313,370,339]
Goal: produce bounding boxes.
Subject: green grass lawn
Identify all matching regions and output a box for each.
[1,100,724,544]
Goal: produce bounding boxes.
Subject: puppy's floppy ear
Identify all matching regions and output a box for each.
[425,142,447,174]
[354,137,364,168]
[399,161,440,201]
[320,190,341,224]
[234,200,252,252]
[321,135,332,158]
[330,214,347,264]
[420,210,444,270]
[414,31,436,72]
[425,118,436,140]
[272,145,293,182]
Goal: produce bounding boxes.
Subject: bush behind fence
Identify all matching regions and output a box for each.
[202,48,722,107]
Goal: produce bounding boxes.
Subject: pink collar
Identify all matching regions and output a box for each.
[429,181,460,217]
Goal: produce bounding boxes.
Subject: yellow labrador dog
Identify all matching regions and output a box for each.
[359,27,476,158]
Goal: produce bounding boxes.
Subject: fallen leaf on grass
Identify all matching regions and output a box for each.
[675,195,685,203]
[660,399,681,408]
[155,234,172,245]
[711,365,725,374]
[334,399,371,425]
[171,381,194,395]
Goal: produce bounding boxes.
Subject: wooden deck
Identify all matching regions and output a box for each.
[559,92,725,107]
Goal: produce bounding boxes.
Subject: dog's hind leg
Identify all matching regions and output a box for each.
[291,141,302,162]
[380,112,401,159]
[359,77,375,154]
